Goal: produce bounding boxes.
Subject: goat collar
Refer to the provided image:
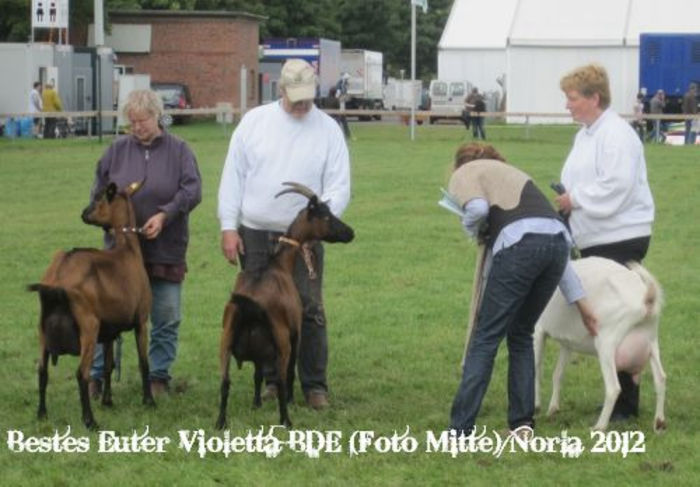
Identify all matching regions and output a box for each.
[111,226,143,235]
[278,236,300,247]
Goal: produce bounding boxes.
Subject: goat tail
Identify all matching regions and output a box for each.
[626,262,663,318]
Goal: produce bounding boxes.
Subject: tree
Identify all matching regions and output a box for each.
[0,0,452,81]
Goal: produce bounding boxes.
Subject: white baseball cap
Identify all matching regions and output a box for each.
[280,59,317,102]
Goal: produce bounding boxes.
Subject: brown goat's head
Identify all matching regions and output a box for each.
[276,182,354,244]
[81,181,141,230]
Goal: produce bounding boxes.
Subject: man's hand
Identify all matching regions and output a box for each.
[142,212,167,240]
[221,230,244,265]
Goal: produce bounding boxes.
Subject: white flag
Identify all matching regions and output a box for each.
[411,0,428,13]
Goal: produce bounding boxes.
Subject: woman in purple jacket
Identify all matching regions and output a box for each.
[88,89,202,396]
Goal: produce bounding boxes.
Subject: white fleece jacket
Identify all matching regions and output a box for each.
[562,109,654,249]
[218,101,350,232]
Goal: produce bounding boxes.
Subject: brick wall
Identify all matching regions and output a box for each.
[110,12,261,109]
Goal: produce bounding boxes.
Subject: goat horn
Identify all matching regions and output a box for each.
[274,181,317,200]
[125,179,146,196]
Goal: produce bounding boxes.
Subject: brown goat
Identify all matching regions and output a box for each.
[29,182,154,429]
[216,182,355,429]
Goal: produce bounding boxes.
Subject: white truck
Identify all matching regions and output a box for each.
[340,49,384,119]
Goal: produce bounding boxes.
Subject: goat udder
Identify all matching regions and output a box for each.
[614,331,652,375]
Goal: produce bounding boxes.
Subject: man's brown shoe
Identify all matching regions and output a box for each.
[306,391,329,410]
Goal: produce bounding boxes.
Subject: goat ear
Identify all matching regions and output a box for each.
[106,183,118,202]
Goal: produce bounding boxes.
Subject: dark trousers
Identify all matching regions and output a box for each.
[332,115,351,139]
[450,233,569,433]
[238,225,329,396]
[461,110,472,130]
[43,118,57,139]
[472,116,486,140]
[580,235,651,417]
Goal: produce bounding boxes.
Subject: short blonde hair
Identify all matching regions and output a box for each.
[122,89,163,120]
[560,64,611,110]
[454,143,505,169]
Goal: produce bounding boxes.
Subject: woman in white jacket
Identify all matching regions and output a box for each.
[555,63,655,421]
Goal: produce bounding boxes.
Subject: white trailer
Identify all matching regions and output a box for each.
[340,49,384,114]
[383,78,422,110]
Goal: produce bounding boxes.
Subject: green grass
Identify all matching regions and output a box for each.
[1,121,698,485]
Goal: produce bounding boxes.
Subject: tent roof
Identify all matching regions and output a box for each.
[509,0,628,46]
[438,0,519,49]
[625,0,700,46]
[439,0,700,49]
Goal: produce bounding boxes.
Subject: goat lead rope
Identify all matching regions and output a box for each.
[302,244,317,280]
[278,236,300,247]
[278,237,317,279]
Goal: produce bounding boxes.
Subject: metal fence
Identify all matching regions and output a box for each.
[2,107,699,141]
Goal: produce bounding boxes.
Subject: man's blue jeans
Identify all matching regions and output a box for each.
[90,278,182,383]
[450,233,568,434]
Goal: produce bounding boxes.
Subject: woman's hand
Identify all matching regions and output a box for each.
[575,298,598,337]
[555,192,573,215]
[142,212,167,239]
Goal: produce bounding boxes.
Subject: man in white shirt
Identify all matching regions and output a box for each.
[218,59,351,410]
[28,81,43,137]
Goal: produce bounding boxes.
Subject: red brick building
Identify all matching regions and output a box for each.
[99,10,263,109]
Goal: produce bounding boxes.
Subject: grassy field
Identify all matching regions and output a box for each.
[1,121,698,485]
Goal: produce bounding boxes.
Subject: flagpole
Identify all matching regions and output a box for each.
[410,3,416,141]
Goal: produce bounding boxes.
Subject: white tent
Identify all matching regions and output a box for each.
[437,0,519,93]
[507,0,633,123]
[438,0,700,123]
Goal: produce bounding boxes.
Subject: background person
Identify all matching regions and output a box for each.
[42,81,62,139]
[556,63,655,421]
[28,81,43,137]
[88,89,202,397]
[218,58,351,410]
[447,143,596,437]
[647,89,666,143]
[471,88,486,140]
[682,83,698,145]
[631,92,645,141]
[325,86,352,140]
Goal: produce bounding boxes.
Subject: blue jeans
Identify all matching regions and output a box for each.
[472,116,486,140]
[90,278,182,383]
[450,233,568,433]
[685,119,696,145]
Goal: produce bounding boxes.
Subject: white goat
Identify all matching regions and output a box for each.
[534,257,667,432]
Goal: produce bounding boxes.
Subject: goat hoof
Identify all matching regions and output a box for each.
[37,409,47,420]
[654,418,667,433]
[143,396,156,408]
[84,418,99,431]
[215,417,227,430]
[102,398,114,407]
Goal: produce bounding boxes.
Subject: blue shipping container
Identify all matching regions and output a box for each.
[640,33,700,106]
